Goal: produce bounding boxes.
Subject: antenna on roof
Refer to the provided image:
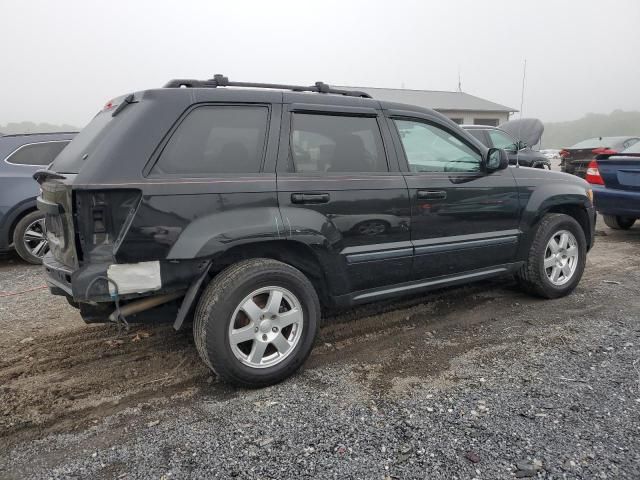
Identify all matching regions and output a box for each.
[516,59,527,168]
[457,68,462,92]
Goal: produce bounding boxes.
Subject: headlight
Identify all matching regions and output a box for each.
[586,188,593,204]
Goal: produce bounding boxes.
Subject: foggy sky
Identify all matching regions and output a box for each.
[2,0,639,127]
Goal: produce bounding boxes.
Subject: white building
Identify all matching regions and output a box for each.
[338,86,517,126]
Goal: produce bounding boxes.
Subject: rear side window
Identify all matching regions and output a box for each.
[290,114,388,173]
[153,106,269,175]
[466,129,488,145]
[5,141,70,166]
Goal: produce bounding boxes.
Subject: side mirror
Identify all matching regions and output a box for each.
[485,148,509,172]
[517,140,527,150]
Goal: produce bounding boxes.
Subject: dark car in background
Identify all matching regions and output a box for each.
[585,141,640,230]
[560,136,640,179]
[0,132,76,263]
[463,121,550,169]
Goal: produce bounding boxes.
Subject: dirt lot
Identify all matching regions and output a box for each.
[1,218,639,479]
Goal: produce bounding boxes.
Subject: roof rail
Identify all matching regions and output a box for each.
[163,74,372,99]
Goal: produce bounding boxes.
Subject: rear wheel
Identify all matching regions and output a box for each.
[193,258,320,388]
[13,211,49,264]
[602,215,636,230]
[516,213,587,299]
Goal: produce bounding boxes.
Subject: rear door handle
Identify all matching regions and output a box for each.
[291,192,330,204]
[417,190,447,200]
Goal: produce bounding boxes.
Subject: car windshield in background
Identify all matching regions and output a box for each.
[50,110,114,173]
[623,141,640,154]
[569,137,622,149]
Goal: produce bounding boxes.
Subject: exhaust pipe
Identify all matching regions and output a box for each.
[108,292,184,323]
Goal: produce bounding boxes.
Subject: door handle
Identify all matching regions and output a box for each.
[291,192,330,204]
[417,190,447,200]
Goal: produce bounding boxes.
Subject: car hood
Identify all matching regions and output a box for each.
[499,118,544,148]
[510,165,589,186]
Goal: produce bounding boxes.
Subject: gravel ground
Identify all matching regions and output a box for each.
[1,218,639,479]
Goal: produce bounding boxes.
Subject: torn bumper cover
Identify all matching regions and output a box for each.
[43,252,206,303]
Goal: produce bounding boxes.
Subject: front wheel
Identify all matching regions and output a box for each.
[516,213,587,299]
[602,215,636,230]
[193,258,320,388]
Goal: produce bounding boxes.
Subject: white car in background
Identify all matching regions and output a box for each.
[541,149,561,160]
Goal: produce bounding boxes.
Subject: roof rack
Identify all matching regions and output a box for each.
[163,74,372,99]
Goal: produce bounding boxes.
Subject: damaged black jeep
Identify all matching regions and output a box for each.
[37,75,596,387]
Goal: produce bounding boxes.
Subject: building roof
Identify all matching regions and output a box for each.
[336,86,518,113]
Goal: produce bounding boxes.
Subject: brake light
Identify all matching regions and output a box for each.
[591,148,617,155]
[585,160,604,185]
[559,149,570,159]
[103,100,115,111]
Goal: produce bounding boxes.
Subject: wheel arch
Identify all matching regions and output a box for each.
[208,240,337,307]
[4,200,38,247]
[518,189,593,260]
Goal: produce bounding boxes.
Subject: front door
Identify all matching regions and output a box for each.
[387,112,521,280]
[276,102,411,295]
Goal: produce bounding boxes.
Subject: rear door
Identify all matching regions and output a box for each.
[386,110,521,280]
[276,102,411,294]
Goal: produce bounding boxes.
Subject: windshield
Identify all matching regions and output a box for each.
[50,109,116,173]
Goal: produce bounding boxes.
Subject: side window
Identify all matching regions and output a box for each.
[5,141,70,166]
[466,129,488,146]
[290,114,388,173]
[152,105,269,175]
[473,118,499,127]
[394,119,482,173]
[487,130,517,151]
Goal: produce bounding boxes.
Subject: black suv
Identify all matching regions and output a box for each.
[463,124,550,169]
[37,76,595,387]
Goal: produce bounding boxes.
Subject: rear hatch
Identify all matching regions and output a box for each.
[35,97,131,268]
[597,153,640,192]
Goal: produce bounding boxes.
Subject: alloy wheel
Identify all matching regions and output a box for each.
[23,218,49,259]
[544,229,578,286]
[227,286,304,368]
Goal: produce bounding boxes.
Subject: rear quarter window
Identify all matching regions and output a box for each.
[152,105,269,176]
[5,141,70,166]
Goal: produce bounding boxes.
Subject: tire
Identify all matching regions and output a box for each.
[13,211,48,265]
[516,213,587,299]
[602,215,636,230]
[193,258,320,388]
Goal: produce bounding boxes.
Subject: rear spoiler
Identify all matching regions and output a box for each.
[595,152,640,160]
[33,169,66,184]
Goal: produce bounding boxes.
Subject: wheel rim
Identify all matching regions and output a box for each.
[544,229,579,286]
[227,286,304,369]
[23,218,49,258]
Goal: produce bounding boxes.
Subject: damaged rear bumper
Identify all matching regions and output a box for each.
[43,253,207,303]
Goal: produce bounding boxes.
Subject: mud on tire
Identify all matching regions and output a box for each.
[193,258,320,388]
[516,213,587,299]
